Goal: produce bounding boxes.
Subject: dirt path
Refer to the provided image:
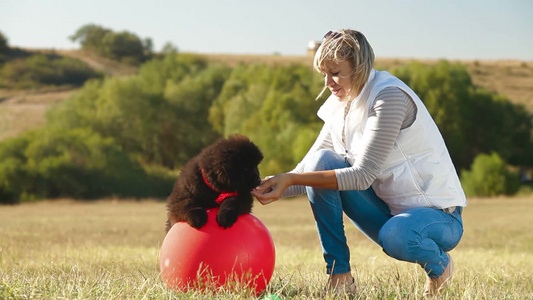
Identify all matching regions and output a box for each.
[55,49,137,77]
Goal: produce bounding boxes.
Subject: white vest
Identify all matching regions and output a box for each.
[317,69,467,215]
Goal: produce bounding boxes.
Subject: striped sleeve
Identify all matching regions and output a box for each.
[335,87,416,190]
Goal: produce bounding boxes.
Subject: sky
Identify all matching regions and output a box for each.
[1,0,532,61]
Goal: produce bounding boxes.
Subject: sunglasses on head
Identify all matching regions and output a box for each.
[322,30,342,41]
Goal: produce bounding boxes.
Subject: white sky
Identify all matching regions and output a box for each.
[1,0,532,60]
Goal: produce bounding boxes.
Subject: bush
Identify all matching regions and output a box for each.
[0,136,29,203]
[208,63,324,175]
[101,31,146,64]
[0,53,103,88]
[0,31,8,63]
[0,128,174,203]
[70,24,152,65]
[47,54,223,170]
[0,31,7,52]
[460,152,521,197]
[70,24,111,52]
[4,57,529,202]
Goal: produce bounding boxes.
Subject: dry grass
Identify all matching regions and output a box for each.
[0,87,76,140]
[33,48,138,77]
[1,196,532,299]
[198,52,314,67]
[463,60,533,112]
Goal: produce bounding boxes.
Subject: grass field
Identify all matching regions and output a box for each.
[1,196,532,299]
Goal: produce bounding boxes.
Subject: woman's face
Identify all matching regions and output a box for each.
[322,60,355,102]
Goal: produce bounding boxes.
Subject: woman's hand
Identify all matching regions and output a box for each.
[252,174,292,205]
[251,170,338,205]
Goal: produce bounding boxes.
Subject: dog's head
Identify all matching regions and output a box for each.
[199,135,263,193]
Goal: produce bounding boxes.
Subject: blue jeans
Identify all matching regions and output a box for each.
[305,150,464,278]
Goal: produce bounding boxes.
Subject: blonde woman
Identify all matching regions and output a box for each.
[252,29,466,296]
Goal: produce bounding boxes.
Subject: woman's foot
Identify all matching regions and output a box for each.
[423,253,454,296]
[325,272,357,296]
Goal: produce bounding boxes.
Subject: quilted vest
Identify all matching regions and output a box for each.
[317,69,467,215]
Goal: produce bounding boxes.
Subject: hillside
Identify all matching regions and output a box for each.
[0,50,531,142]
[204,54,533,112]
[456,59,532,112]
[0,49,137,141]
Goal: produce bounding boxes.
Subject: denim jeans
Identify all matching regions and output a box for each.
[305,149,464,278]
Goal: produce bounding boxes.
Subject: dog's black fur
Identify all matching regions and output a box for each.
[166,135,263,231]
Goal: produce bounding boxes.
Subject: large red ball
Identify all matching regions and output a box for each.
[159,208,275,295]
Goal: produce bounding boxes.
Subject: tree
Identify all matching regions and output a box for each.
[137,53,207,94]
[0,54,103,88]
[0,127,167,202]
[101,31,146,64]
[0,135,30,203]
[142,37,153,53]
[47,54,225,169]
[461,152,521,197]
[69,24,111,52]
[9,55,529,201]
[208,63,324,175]
[463,88,533,167]
[70,24,152,64]
[161,64,229,167]
[0,31,8,54]
[161,42,178,54]
[0,31,8,65]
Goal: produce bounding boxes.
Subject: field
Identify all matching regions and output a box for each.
[1,196,532,299]
[1,50,532,299]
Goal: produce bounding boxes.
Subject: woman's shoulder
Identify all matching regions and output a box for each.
[374,86,413,106]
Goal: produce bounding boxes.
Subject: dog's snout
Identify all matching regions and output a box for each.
[254,176,261,187]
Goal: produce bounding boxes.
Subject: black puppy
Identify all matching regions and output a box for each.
[166,135,263,231]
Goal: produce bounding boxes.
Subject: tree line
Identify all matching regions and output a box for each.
[0,28,531,203]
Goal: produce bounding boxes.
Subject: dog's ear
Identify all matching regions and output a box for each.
[212,167,231,190]
[200,153,231,191]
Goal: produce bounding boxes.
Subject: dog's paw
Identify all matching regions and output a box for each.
[217,209,239,229]
[187,208,208,229]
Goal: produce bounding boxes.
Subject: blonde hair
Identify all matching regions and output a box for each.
[313,29,375,100]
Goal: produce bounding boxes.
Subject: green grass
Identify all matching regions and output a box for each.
[1,196,532,299]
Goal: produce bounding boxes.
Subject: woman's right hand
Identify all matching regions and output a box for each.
[251,174,292,205]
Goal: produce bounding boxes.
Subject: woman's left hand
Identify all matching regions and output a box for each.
[252,174,292,205]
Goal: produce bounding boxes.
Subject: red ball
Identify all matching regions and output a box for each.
[159,208,275,295]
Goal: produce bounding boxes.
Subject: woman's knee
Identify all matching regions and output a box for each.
[378,218,414,259]
[304,149,346,172]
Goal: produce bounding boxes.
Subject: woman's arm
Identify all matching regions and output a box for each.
[252,171,338,204]
[335,87,415,190]
[253,87,416,204]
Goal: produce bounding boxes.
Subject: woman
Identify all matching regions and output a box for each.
[252,29,466,296]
